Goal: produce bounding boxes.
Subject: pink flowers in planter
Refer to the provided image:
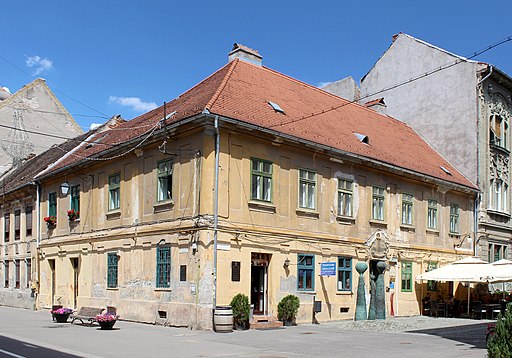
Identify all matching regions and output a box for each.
[96,312,118,322]
[51,307,73,315]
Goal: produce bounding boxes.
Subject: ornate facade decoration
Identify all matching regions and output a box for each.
[365,229,390,260]
[490,151,509,182]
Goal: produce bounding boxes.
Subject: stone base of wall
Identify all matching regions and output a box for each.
[0,289,36,310]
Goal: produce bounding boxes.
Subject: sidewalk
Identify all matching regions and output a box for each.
[0,306,489,357]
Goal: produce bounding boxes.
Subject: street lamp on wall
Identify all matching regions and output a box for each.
[60,181,70,196]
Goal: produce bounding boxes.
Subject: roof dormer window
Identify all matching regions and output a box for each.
[268,101,285,114]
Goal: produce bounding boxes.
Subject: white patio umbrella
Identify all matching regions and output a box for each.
[485,259,512,298]
[416,257,490,315]
[485,259,512,283]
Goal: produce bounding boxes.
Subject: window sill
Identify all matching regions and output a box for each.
[107,287,119,291]
[487,209,511,218]
[106,210,121,220]
[336,291,354,295]
[426,228,440,235]
[449,233,460,238]
[296,208,319,219]
[248,201,276,213]
[297,290,316,294]
[336,216,355,225]
[153,201,174,213]
[369,219,387,227]
[400,224,415,232]
[154,288,172,292]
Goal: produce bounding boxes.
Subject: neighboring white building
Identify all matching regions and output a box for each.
[325,33,511,263]
[0,78,83,175]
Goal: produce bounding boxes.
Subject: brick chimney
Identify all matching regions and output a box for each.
[228,43,262,66]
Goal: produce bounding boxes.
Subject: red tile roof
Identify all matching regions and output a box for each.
[47,58,475,189]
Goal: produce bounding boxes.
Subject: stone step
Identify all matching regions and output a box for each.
[249,315,283,330]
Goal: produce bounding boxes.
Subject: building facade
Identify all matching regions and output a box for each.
[337,33,511,264]
[2,45,476,328]
[0,78,83,176]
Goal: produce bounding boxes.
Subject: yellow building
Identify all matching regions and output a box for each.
[3,44,477,329]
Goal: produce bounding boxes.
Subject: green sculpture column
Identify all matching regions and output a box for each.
[368,273,376,320]
[375,261,387,320]
[355,262,368,321]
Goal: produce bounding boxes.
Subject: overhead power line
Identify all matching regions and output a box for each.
[269,35,512,129]
[0,54,109,117]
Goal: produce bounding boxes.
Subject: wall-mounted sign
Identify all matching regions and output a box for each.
[320,262,336,276]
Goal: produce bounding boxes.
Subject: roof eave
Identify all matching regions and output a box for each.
[207,113,478,194]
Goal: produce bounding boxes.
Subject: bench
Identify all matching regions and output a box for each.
[70,307,105,325]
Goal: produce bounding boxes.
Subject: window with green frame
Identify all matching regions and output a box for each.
[401,193,413,225]
[48,192,57,217]
[337,257,352,291]
[297,254,314,291]
[157,160,172,202]
[108,173,120,210]
[449,204,459,233]
[401,261,412,292]
[107,252,118,288]
[251,158,272,202]
[372,186,385,220]
[427,199,438,229]
[70,185,80,212]
[299,169,316,209]
[426,262,437,291]
[156,246,171,288]
[338,179,353,217]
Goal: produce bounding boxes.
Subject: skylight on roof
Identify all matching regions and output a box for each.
[268,101,285,114]
[354,132,369,144]
[440,166,452,175]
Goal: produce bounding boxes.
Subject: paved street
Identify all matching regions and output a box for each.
[0,306,490,358]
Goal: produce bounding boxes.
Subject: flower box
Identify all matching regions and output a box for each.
[67,209,79,222]
[44,216,57,227]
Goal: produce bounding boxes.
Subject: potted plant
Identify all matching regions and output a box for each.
[278,294,300,326]
[95,312,118,330]
[67,209,79,221]
[230,293,250,330]
[51,307,73,323]
[44,216,57,228]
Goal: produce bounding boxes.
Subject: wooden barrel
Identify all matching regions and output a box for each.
[214,306,233,333]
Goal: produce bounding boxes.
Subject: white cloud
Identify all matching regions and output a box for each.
[317,81,334,88]
[89,123,102,130]
[25,55,54,76]
[109,96,158,112]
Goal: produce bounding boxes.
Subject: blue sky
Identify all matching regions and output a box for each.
[1,1,512,132]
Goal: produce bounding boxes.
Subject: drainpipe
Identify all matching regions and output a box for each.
[35,182,41,246]
[35,182,41,310]
[213,115,220,315]
[473,194,479,257]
